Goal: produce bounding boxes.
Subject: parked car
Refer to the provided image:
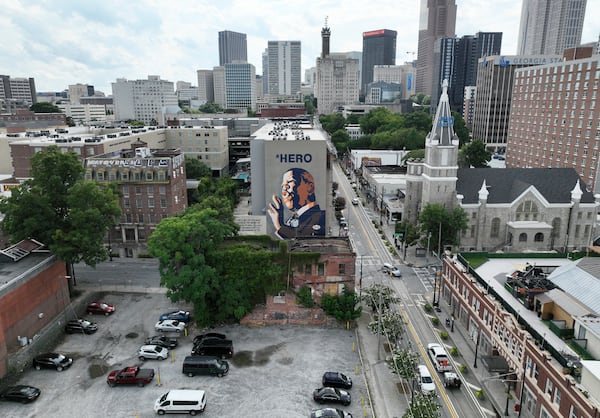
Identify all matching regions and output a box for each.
[154,319,186,333]
[310,407,352,418]
[191,339,234,359]
[313,387,351,406]
[351,198,359,205]
[107,365,155,387]
[145,335,178,349]
[322,372,352,389]
[192,332,227,345]
[417,365,436,395]
[427,343,452,372]
[86,302,115,316]
[65,319,98,334]
[33,353,73,371]
[0,385,41,403]
[182,355,229,377]
[138,345,168,361]
[159,310,191,322]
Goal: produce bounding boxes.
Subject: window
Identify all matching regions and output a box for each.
[126,214,132,223]
[545,378,553,396]
[135,186,142,195]
[516,200,539,220]
[124,198,130,208]
[159,186,166,195]
[490,218,500,237]
[519,233,527,242]
[147,185,154,195]
[138,214,144,223]
[157,171,166,181]
[148,198,154,208]
[121,171,129,181]
[534,233,544,242]
[160,199,167,208]
[96,171,104,181]
[569,405,579,418]
[338,264,345,275]
[553,387,561,405]
[305,264,311,275]
[318,263,325,276]
[145,171,153,181]
[552,218,561,237]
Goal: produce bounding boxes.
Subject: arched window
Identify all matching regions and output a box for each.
[534,233,544,242]
[490,218,501,237]
[508,233,513,244]
[516,200,539,221]
[519,233,528,242]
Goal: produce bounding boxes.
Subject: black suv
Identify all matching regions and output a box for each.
[65,319,98,334]
[192,332,227,346]
[33,353,73,371]
[322,372,352,389]
[145,335,178,349]
[192,339,234,359]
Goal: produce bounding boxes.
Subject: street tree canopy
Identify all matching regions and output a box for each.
[418,203,468,253]
[458,140,492,168]
[30,102,61,113]
[0,146,121,269]
[185,157,212,179]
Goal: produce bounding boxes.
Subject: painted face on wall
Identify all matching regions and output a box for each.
[281,169,315,211]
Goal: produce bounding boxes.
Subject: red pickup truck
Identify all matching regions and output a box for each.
[106,365,155,387]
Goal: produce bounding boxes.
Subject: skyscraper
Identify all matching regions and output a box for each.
[218,30,248,66]
[416,0,457,96]
[431,32,502,113]
[111,76,178,124]
[361,29,397,95]
[517,0,588,55]
[0,75,37,108]
[266,41,301,96]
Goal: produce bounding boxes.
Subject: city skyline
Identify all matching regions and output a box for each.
[1,0,598,94]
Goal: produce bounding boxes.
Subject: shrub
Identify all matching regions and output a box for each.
[431,317,440,326]
[449,347,459,356]
[296,286,314,308]
[475,389,484,399]
[321,286,362,321]
[424,304,433,313]
[440,331,449,340]
[458,364,467,373]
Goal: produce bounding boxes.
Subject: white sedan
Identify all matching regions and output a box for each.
[154,319,186,333]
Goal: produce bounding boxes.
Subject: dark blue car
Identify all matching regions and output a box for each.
[159,310,191,322]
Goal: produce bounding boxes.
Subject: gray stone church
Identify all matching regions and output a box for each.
[405,80,599,252]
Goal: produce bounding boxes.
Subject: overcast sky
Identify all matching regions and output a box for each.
[2,0,598,94]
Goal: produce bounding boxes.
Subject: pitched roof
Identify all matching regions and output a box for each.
[456,168,595,204]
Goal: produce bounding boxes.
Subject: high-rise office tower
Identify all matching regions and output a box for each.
[224,62,256,111]
[0,75,37,108]
[416,0,457,96]
[111,76,178,124]
[266,41,302,96]
[197,70,214,103]
[517,0,588,55]
[218,30,248,66]
[431,32,502,112]
[262,49,269,95]
[316,25,360,115]
[361,29,397,95]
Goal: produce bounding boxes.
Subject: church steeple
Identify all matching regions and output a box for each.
[427,79,459,146]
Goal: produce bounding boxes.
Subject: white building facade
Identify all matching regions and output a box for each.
[112,76,178,125]
[266,41,301,97]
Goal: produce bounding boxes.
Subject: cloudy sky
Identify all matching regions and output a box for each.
[2,0,598,94]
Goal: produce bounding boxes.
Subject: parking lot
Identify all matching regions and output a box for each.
[4,292,367,418]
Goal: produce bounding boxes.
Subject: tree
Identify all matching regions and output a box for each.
[403,393,441,418]
[387,347,419,380]
[147,208,239,324]
[331,129,350,153]
[185,157,212,179]
[368,311,405,344]
[30,102,61,113]
[319,114,346,135]
[458,140,492,168]
[395,221,420,247]
[333,196,346,212]
[418,204,468,253]
[321,286,362,321]
[0,146,121,290]
[359,107,396,135]
[402,149,425,162]
[451,111,470,146]
[361,284,400,312]
[198,103,224,113]
[66,116,76,127]
[403,112,432,132]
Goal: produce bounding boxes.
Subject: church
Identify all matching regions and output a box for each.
[404,80,599,253]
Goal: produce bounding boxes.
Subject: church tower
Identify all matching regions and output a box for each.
[421,79,459,209]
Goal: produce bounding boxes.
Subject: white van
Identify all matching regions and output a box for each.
[154,389,206,415]
[417,364,436,395]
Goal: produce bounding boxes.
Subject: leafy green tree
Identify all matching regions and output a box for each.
[403,112,432,132]
[66,116,75,127]
[395,221,420,247]
[403,393,441,418]
[319,114,346,134]
[387,347,419,380]
[418,204,468,253]
[368,311,405,343]
[127,120,144,127]
[321,287,362,321]
[361,284,400,312]
[346,114,361,124]
[0,146,121,290]
[147,208,238,324]
[451,111,470,146]
[297,286,314,308]
[198,103,224,113]
[359,107,396,135]
[333,196,346,212]
[304,95,315,115]
[30,102,61,113]
[185,157,212,179]
[331,129,350,153]
[458,140,492,168]
[402,149,425,162]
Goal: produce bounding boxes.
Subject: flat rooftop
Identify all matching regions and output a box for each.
[252,121,327,142]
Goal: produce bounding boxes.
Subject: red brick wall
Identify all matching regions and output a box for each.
[0,260,69,376]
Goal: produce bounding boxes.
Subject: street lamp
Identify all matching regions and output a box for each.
[473,331,480,368]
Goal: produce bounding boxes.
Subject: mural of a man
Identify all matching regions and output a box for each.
[268,167,326,239]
